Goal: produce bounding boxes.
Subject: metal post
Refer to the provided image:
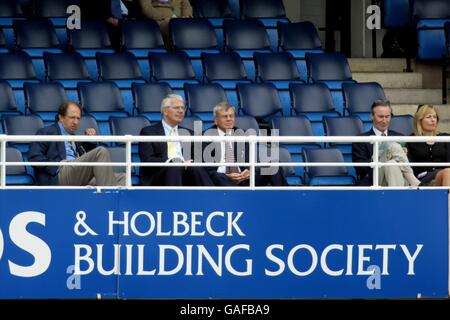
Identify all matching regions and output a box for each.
[125,136,132,188]
[0,136,6,188]
[372,140,379,187]
[249,140,256,190]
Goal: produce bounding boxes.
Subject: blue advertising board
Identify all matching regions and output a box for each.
[0,190,448,298]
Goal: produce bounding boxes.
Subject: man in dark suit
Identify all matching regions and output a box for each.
[352,99,403,186]
[203,102,288,187]
[29,101,125,186]
[138,94,214,186]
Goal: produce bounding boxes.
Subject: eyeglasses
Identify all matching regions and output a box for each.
[168,105,186,111]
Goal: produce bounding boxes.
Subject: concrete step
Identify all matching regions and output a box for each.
[349,58,408,72]
[384,88,442,104]
[352,72,422,89]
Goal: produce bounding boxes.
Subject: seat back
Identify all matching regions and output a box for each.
[237,83,282,119]
[390,115,414,136]
[271,116,314,137]
[223,19,270,50]
[44,51,90,81]
[254,52,300,81]
[24,82,67,113]
[110,116,151,136]
[240,0,286,19]
[290,83,335,113]
[342,82,386,114]
[2,114,44,135]
[32,0,79,18]
[78,82,125,113]
[184,83,227,114]
[0,51,37,80]
[0,80,18,112]
[412,0,450,20]
[170,18,217,50]
[5,146,28,175]
[0,0,23,17]
[202,51,248,81]
[323,116,364,137]
[132,82,172,115]
[180,116,203,132]
[191,0,231,18]
[304,148,349,177]
[69,21,112,49]
[96,52,143,81]
[149,51,196,80]
[305,53,353,82]
[13,18,59,49]
[120,19,165,50]
[75,115,100,135]
[277,21,322,50]
[234,115,259,135]
[383,0,411,29]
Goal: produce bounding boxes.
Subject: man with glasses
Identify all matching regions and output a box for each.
[138,94,213,186]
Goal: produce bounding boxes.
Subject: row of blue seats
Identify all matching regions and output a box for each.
[0,80,391,134]
[3,143,359,187]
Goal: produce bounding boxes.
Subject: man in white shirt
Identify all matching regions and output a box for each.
[138,94,214,186]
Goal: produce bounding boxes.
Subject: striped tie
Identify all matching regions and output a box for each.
[225,135,239,174]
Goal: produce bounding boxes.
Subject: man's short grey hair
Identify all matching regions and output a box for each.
[371,99,392,114]
[213,101,235,118]
[160,94,184,113]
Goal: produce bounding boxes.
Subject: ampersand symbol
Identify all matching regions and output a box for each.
[74,211,98,236]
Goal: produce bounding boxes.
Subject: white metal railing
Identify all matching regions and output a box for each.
[2,134,450,190]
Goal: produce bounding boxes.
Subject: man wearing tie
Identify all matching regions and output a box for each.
[138,94,214,186]
[203,102,288,187]
[29,102,125,186]
[352,99,408,186]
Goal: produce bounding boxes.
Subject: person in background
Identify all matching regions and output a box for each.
[407,104,450,186]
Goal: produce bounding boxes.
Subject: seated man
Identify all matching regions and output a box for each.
[203,102,288,187]
[352,99,419,186]
[138,94,214,186]
[29,101,125,186]
[138,0,192,45]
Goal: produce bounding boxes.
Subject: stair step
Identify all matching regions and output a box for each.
[349,58,408,72]
[384,89,442,104]
[352,72,422,89]
[392,104,449,115]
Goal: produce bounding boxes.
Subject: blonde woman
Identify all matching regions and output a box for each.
[407,104,450,186]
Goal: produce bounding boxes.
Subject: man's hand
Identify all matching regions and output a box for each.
[226,169,250,183]
[84,128,96,136]
[107,17,119,27]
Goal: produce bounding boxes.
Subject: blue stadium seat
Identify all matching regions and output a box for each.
[0,81,21,120]
[44,52,92,100]
[184,83,227,125]
[0,0,24,47]
[201,51,251,106]
[277,21,324,81]
[234,115,260,135]
[323,116,364,155]
[132,82,172,121]
[228,0,240,18]
[190,0,232,45]
[0,51,40,89]
[68,21,114,78]
[236,83,283,121]
[289,83,339,136]
[24,82,67,123]
[413,0,450,60]
[303,148,356,186]
[383,0,411,29]
[180,116,203,133]
[13,18,63,80]
[75,115,100,136]
[305,52,355,114]
[254,51,303,113]
[390,115,415,136]
[0,28,9,52]
[170,18,220,79]
[240,0,289,50]
[271,115,321,178]
[77,82,129,135]
[2,115,44,154]
[149,51,200,95]
[277,146,304,185]
[106,146,140,185]
[342,82,386,126]
[6,146,35,185]
[223,19,272,80]
[109,116,151,153]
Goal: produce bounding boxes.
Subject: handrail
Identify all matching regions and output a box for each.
[1,134,450,189]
